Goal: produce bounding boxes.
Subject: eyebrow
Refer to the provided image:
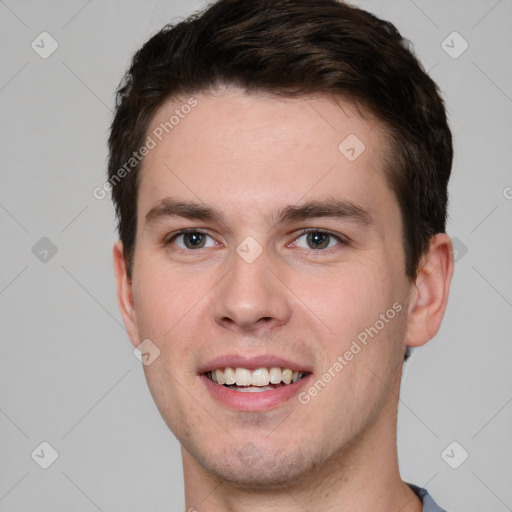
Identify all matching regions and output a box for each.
[144,196,373,229]
[274,197,372,226]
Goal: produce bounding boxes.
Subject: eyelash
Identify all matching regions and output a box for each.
[164,228,348,254]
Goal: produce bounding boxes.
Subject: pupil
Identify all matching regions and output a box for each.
[184,233,205,249]
[308,232,329,249]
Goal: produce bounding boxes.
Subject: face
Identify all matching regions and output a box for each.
[117,87,416,488]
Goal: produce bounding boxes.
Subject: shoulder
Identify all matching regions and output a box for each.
[407,483,450,512]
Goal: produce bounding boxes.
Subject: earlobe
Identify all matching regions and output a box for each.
[405,233,454,348]
[112,240,140,348]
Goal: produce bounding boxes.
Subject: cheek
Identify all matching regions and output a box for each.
[133,252,206,338]
[292,264,396,347]
[132,258,220,390]
[135,270,204,417]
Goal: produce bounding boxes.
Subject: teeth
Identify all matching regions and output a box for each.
[235,368,252,386]
[236,386,274,392]
[215,369,226,385]
[207,367,305,387]
[224,367,236,385]
[269,367,282,384]
[282,368,293,384]
[251,368,270,386]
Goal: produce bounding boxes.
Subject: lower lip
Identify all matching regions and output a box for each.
[200,374,312,412]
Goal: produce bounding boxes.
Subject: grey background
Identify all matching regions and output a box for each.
[0,0,511,510]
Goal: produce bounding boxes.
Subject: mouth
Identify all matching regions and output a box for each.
[205,367,309,392]
[200,359,312,411]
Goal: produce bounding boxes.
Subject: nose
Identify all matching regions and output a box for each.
[211,244,292,334]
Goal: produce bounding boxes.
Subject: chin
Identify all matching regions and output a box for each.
[184,437,328,490]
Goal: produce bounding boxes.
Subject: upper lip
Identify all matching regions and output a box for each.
[198,355,313,374]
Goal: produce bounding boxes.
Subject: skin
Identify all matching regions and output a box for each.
[113,86,454,512]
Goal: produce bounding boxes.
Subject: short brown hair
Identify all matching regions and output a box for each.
[108,0,453,280]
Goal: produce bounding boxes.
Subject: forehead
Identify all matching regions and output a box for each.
[137,88,395,226]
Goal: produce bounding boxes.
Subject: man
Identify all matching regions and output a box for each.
[109,0,454,510]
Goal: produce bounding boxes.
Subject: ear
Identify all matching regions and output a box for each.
[405,233,454,348]
[113,240,140,349]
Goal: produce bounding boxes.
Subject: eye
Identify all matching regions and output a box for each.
[167,229,218,250]
[292,229,346,250]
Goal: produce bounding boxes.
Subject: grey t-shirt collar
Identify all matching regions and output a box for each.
[408,483,448,512]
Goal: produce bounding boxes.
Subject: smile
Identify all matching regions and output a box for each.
[200,367,311,411]
[206,367,307,391]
